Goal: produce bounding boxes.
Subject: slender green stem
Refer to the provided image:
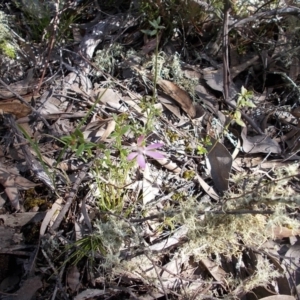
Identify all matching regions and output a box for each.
[152,32,159,101]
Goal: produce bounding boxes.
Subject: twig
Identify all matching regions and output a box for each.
[222,0,231,103]
[42,248,68,300]
[221,2,264,135]
[230,6,300,30]
[36,1,64,94]
[142,251,170,299]
[49,162,92,232]
[4,114,55,190]
[128,209,274,223]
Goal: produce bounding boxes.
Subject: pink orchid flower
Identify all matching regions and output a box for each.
[127,135,165,169]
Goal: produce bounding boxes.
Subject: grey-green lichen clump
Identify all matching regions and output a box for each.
[0,11,17,58]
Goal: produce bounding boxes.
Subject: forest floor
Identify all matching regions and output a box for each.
[1,0,300,299]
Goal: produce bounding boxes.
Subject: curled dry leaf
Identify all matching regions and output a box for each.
[200,258,228,290]
[241,127,281,154]
[270,226,300,240]
[64,71,93,96]
[94,88,124,111]
[40,198,63,236]
[0,212,46,228]
[142,32,162,54]
[82,119,116,142]
[289,56,300,81]
[206,138,232,194]
[156,78,196,118]
[196,174,220,201]
[158,94,187,122]
[0,68,35,99]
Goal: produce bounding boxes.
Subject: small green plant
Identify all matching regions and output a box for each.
[12,0,52,41]
[232,86,255,127]
[63,215,132,269]
[237,86,255,108]
[197,136,212,155]
[59,128,100,159]
[62,233,107,266]
[139,96,163,133]
[166,130,179,143]
[206,86,254,155]
[55,90,107,163]
[93,149,129,212]
[90,115,134,211]
[110,114,131,157]
[138,0,219,37]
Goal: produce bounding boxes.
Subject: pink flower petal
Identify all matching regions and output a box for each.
[127,152,138,161]
[145,150,165,160]
[145,143,164,150]
[137,154,146,169]
[137,135,145,146]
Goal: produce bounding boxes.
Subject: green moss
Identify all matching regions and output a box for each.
[0,11,17,58]
[0,41,16,58]
[23,189,48,210]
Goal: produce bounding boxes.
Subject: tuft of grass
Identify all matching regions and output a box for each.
[62,215,133,270]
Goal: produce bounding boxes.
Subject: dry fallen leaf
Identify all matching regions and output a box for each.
[270,226,300,239]
[67,265,81,293]
[40,198,63,236]
[196,174,220,201]
[289,56,300,81]
[82,119,115,143]
[155,157,181,173]
[259,296,295,300]
[142,164,160,205]
[94,88,123,110]
[200,258,228,289]
[206,138,232,194]
[0,164,39,210]
[8,276,42,300]
[0,99,32,119]
[0,68,35,99]
[158,94,187,122]
[157,78,196,118]
[149,226,188,251]
[241,127,281,154]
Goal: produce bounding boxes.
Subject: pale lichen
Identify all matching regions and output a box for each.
[0,11,17,58]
